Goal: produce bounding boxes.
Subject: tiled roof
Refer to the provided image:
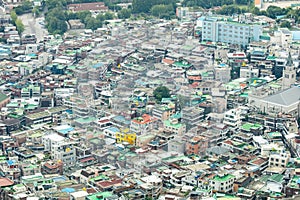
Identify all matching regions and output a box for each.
[0,177,14,187]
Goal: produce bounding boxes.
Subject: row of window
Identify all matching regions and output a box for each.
[270,158,286,163]
[218,31,249,36]
[269,162,285,168]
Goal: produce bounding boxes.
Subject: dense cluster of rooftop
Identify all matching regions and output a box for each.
[0,0,300,200]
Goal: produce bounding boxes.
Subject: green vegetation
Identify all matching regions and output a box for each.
[14,0,32,15]
[45,7,68,35]
[11,10,18,23]
[151,4,175,19]
[15,19,25,35]
[132,0,177,19]
[286,8,300,23]
[45,0,118,34]
[265,5,289,19]
[216,5,250,15]
[10,10,24,35]
[117,8,131,19]
[153,86,171,102]
[32,6,41,17]
[280,20,291,28]
[182,0,234,9]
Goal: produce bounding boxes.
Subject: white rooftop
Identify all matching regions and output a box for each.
[71,191,89,198]
[43,133,65,142]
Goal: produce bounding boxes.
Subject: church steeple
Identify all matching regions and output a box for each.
[286,52,293,67]
[282,52,296,89]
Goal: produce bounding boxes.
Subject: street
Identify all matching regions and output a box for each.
[19,13,48,42]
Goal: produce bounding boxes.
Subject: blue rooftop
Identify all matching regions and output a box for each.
[65,109,73,114]
[28,53,37,57]
[106,126,120,133]
[135,79,148,86]
[62,188,75,193]
[92,62,104,69]
[52,176,67,182]
[58,127,74,135]
[112,115,130,125]
[292,31,300,41]
[7,160,15,166]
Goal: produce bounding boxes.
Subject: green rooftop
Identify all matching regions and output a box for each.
[241,123,262,131]
[86,192,113,200]
[89,174,109,182]
[269,174,284,183]
[75,117,96,124]
[289,175,300,188]
[213,174,235,182]
[267,55,277,60]
[248,78,267,87]
[0,92,8,102]
[173,61,193,68]
[164,119,184,129]
[21,85,40,93]
[268,132,281,138]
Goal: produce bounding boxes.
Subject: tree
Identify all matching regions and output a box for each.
[280,20,291,29]
[235,0,249,5]
[132,0,176,13]
[10,10,17,24]
[84,17,102,30]
[14,0,33,15]
[151,4,175,19]
[103,12,114,20]
[266,6,287,19]
[46,0,67,10]
[45,7,68,34]
[32,6,40,17]
[15,19,25,35]
[153,86,171,102]
[216,5,244,15]
[77,10,92,22]
[182,0,233,9]
[118,9,131,19]
[250,7,261,15]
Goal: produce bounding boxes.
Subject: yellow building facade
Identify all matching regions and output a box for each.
[115,128,136,145]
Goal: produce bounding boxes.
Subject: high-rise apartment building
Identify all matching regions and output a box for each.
[201,17,262,46]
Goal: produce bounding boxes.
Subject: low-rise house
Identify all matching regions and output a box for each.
[210,173,235,193]
[68,20,85,29]
[163,118,186,136]
[41,161,64,175]
[130,114,158,134]
[185,136,208,156]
